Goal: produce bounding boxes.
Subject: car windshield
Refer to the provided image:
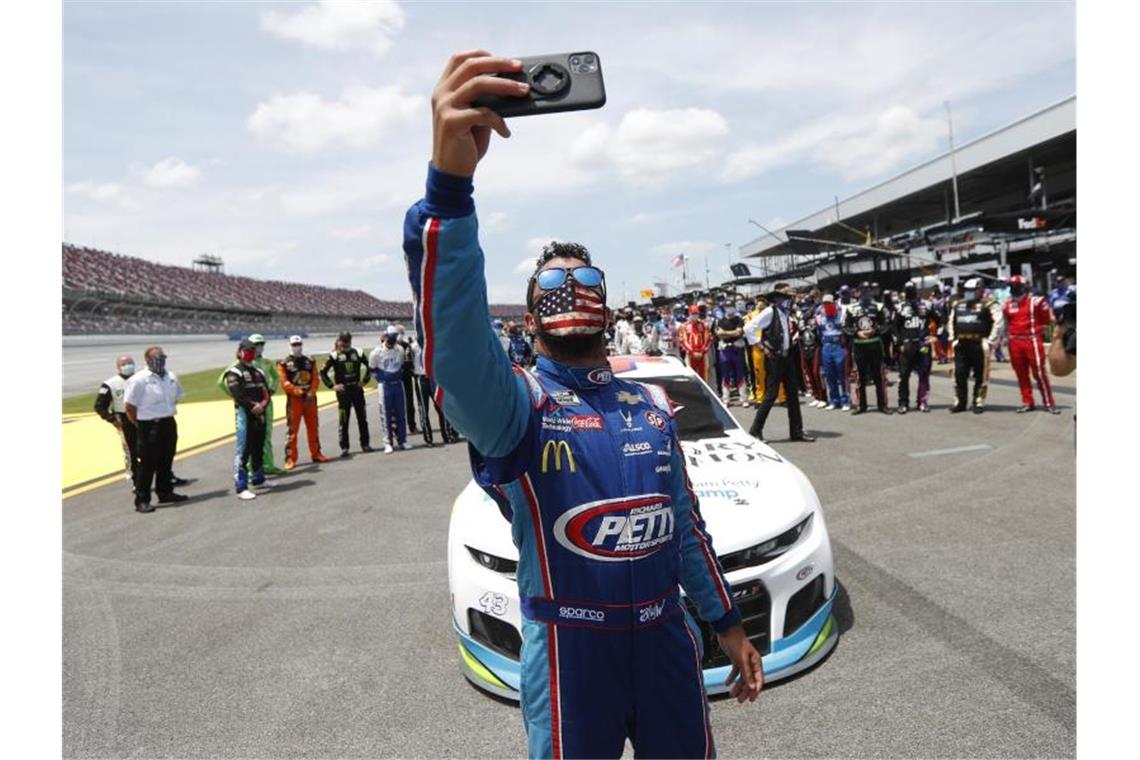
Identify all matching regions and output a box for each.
[642,376,739,441]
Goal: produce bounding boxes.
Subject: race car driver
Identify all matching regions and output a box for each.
[216,334,284,476]
[843,283,890,414]
[369,326,409,453]
[948,278,999,413]
[224,340,272,500]
[320,331,373,456]
[402,51,762,759]
[277,336,334,468]
[94,354,139,487]
[678,303,713,382]
[1002,275,1059,413]
[894,283,936,413]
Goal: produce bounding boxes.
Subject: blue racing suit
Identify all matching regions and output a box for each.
[404,166,741,759]
[816,307,849,409]
[369,343,408,447]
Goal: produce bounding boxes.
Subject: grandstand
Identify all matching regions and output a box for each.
[62,245,525,335]
[734,96,1077,293]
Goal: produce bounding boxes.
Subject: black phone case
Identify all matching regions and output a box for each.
[473,52,606,118]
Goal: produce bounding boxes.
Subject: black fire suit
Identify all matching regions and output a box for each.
[844,300,889,412]
[948,299,997,410]
[894,300,936,409]
[397,338,419,433]
[321,347,371,452]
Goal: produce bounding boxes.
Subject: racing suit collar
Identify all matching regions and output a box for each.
[536,354,614,389]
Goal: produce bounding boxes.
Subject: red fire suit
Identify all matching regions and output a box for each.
[1002,294,1055,408]
[678,319,713,383]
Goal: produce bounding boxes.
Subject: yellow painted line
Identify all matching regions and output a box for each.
[62,390,371,498]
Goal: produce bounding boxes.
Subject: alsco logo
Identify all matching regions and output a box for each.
[541,440,576,473]
[553,495,674,561]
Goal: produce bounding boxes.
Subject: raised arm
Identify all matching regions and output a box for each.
[403,172,530,458]
[401,52,537,459]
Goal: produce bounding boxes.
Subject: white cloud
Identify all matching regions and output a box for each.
[483,211,509,233]
[66,180,123,202]
[247,85,424,152]
[722,104,944,183]
[569,108,730,185]
[815,105,944,181]
[651,240,719,257]
[138,157,201,188]
[328,224,373,240]
[513,257,537,275]
[338,254,391,271]
[260,0,405,57]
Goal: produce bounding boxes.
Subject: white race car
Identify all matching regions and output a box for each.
[448,355,837,700]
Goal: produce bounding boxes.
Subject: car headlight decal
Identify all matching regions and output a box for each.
[720,514,813,573]
[466,545,518,577]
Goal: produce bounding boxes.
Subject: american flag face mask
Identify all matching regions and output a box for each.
[530,267,607,337]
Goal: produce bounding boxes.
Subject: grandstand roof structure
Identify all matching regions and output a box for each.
[741,95,1075,258]
[732,95,1076,291]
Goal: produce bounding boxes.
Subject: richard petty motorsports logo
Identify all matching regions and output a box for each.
[553,494,674,561]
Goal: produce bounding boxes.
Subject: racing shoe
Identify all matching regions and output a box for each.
[398,442,409,450]
[1047,406,1061,415]
[312,453,334,464]
[898,405,908,415]
[973,404,985,414]
[384,444,394,454]
[135,498,155,514]
[252,479,274,490]
[237,489,257,501]
[1016,405,1036,413]
[157,492,188,505]
[841,404,851,412]
[361,445,374,453]
[284,459,296,471]
[919,403,930,413]
[949,405,966,413]
[340,449,350,458]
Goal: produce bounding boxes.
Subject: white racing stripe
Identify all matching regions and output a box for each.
[908,444,993,458]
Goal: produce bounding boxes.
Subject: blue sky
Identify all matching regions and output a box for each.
[63,0,1075,305]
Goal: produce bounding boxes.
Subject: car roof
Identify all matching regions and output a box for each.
[607,355,693,380]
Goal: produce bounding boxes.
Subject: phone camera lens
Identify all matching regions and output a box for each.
[583,54,595,64]
[570,56,581,66]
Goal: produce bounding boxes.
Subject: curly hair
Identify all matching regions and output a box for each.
[533,241,592,274]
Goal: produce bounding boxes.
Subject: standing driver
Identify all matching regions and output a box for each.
[94,354,139,489]
[402,50,762,760]
[277,336,334,468]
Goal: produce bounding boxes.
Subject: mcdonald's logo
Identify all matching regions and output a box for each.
[541,440,577,473]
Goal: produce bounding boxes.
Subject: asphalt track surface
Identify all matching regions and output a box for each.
[63,362,1076,759]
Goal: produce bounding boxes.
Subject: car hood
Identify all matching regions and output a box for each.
[454,430,819,560]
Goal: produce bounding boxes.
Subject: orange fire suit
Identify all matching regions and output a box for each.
[277,354,328,465]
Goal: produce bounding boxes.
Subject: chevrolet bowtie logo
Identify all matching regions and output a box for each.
[616,390,642,405]
[541,440,577,473]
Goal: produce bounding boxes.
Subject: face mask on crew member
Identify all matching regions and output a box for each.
[291,345,303,357]
[240,349,256,363]
[147,353,166,375]
[119,363,135,376]
[824,303,838,318]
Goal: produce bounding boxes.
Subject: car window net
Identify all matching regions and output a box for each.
[654,377,738,441]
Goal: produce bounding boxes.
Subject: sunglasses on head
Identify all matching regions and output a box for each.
[533,265,605,291]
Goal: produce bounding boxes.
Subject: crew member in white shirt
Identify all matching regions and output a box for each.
[123,346,188,512]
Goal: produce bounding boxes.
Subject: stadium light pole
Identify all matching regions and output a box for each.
[945,101,962,222]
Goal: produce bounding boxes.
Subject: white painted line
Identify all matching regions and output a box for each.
[908,444,993,459]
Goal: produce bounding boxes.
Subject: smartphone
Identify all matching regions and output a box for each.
[474,52,606,118]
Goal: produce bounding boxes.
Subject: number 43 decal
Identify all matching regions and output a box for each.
[479,592,508,616]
